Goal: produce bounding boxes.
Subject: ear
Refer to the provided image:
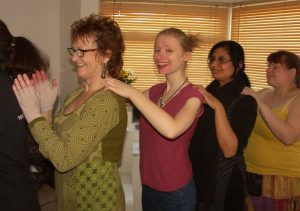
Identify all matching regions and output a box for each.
[239,61,244,70]
[183,51,191,62]
[289,67,296,79]
[103,49,112,64]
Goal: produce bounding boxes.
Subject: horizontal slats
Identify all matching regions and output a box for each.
[100,0,300,91]
[100,0,228,90]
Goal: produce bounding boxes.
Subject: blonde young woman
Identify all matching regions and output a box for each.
[242,50,300,210]
[106,28,204,211]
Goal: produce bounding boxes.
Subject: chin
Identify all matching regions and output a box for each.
[76,69,86,76]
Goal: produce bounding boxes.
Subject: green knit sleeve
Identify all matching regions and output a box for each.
[29,92,120,173]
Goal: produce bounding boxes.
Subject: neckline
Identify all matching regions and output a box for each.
[63,88,105,116]
[159,78,189,108]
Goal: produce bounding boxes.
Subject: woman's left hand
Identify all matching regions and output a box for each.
[105,78,135,99]
[12,74,41,123]
[197,85,222,110]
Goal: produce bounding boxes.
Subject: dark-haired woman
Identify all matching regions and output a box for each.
[189,40,257,210]
[0,19,48,211]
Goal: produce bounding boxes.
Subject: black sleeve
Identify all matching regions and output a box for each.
[230,95,257,154]
[0,72,17,133]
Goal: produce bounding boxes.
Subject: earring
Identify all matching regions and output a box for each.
[101,63,107,79]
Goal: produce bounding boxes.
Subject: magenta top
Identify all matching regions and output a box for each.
[139,83,204,191]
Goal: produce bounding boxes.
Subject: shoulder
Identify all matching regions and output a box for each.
[184,84,204,101]
[258,87,273,97]
[289,90,300,109]
[0,71,15,99]
[148,83,165,99]
[0,71,12,86]
[91,90,125,108]
[236,94,257,111]
[149,83,165,92]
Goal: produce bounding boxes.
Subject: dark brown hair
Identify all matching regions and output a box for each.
[267,50,300,88]
[0,19,49,79]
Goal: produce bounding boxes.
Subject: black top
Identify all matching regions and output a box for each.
[189,74,257,209]
[0,70,40,211]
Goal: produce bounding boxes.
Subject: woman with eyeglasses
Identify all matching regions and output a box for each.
[12,14,127,211]
[189,40,257,210]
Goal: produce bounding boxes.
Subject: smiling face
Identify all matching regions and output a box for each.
[266,62,295,88]
[209,47,235,86]
[153,34,190,76]
[70,36,104,80]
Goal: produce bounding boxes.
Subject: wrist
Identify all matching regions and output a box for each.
[26,113,42,124]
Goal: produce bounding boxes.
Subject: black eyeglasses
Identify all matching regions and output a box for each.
[207,57,232,65]
[67,47,98,57]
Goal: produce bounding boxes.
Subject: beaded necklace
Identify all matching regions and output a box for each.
[159,78,188,107]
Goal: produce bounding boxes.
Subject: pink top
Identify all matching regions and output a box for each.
[139,83,204,191]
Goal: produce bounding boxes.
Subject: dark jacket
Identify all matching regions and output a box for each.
[0,70,40,211]
[189,74,257,210]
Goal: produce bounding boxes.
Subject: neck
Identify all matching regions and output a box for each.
[165,74,188,91]
[160,77,188,107]
[273,84,297,98]
[83,77,106,93]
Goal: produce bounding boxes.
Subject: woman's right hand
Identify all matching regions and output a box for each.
[33,70,58,112]
[241,87,264,107]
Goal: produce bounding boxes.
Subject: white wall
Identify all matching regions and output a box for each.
[0,0,98,104]
[0,0,62,80]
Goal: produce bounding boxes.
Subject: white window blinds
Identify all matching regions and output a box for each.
[231,0,300,90]
[100,0,229,90]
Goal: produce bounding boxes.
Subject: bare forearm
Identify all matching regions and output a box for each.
[129,90,179,138]
[129,89,199,139]
[214,104,238,157]
[258,102,298,145]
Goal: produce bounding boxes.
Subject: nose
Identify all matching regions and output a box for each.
[71,53,80,62]
[155,50,166,58]
[266,66,272,73]
[209,60,218,68]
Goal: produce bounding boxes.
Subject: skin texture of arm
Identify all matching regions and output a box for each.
[198,86,238,158]
[106,78,202,139]
[242,87,300,145]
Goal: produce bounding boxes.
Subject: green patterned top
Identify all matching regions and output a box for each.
[29,87,127,211]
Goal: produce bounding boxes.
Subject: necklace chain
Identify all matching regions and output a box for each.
[160,78,188,107]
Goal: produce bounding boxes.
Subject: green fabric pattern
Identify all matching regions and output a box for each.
[29,88,127,211]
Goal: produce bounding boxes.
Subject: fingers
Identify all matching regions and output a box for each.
[40,70,48,81]
[12,84,22,101]
[35,70,43,82]
[31,73,38,85]
[51,79,58,87]
[20,74,33,87]
[13,77,22,91]
[241,87,251,95]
